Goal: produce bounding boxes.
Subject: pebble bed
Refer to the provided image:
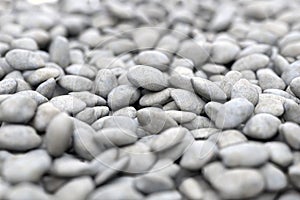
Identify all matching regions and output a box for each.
[1,0,300,199]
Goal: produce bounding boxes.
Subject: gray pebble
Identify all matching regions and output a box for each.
[94,69,118,98]
[260,163,287,191]
[211,41,240,64]
[49,36,70,68]
[257,68,286,90]
[0,95,37,123]
[238,44,271,59]
[55,176,95,200]
[46,113,73,157]
[127,65,168,91]
[36,78,56,99]
[139,88,171,107]
[192,77,227,102]
[255,94,285,116]
[0,125,41,151]
[265,142,293,167]
[107,85,140,111]
[210,169,264,199]
[146,191,182,200]
[280,122,300,150]
[3,150,51,183]
[243,113,281,139]
[179,178,203,200]
[11,37,38,51]
[191,128,220,140]
[219,70,243,97]
[278,190,300,200]
[50,95,86,114]
[290,77,300,98]
[0,78,17,94]
[16,90,48,105]
[132,28,160,49]
[215,98,254,129]
[231,78,259,105]
[26,67,60,86]
[5,183,52,200]
[219,142,269,167]
[76,107,108,124]
[103,116,138,133]
[58,75,93,92]
[65,64,95,79]
[113,107,136,118]
[283,99,300,124]
[171,89,205,114]
[210,129,247,148]
[69,91,106,107]
[281,42,300,57]
[136,50,170,71]
[165,110,196,124]
[281,61,300,84]
[231,53,269,71]
[5,49,45,70]
[182,116,214,130]
[180,140,217,170]
[289,164,300,189]
[205,101,223,121]
[134,174,174,194]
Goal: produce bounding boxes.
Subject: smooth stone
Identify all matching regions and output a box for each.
[50,95,86,115]
[65,64,95,79]
[231,53,269,71]
[280,122,300,150]
[16,90,48,105]
[211,41,240,64]
[0,125,41,151]
[281,61,300,85]
[290,77,300,98]
[5,183,52,200]
[36,78,56,99]
[243,113,281,139]
[134,174,174,194]
[139,88,171,107]
[278,190,300,200]
[11,37,38,50]
[283,99,300,124]
[255,94,285,116]
[75,106,108,124]
[219,142,269,167]
[49,36,70,68]
[145,191,182,200]
[180,140,217,170]
[260,163,287,191]
[2,150,51,183]
[58,75,93,92]
[132,28,160,49]
[113,107,137,118]
[69,91,106,107]
[182,116,214,130]
[191,128,220,140]
[215,98,254,129]
[107,85,140,111]
[0,79,17,94]
[127,65,168,91]
[179,178,203,200]
[46,113,73,157]
[5,49,45,70]
[265,142,293,167]
[231,79,259,105]
[257,68,286,90]
[192,77,227,102]
[55,176,95,200]
[171,89,205,114]
[204,101,223,121]
[165,110,196,124]
[211,169,264,199]
[136,50,170,71]
[210,129,248,148]
[289,164,300,189]
[93,69,118,98]
[0,95,37,123]
[26,68,60,86]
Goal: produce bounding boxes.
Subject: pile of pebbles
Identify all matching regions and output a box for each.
[2,0,300,199]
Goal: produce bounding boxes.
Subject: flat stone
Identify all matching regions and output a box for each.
[280,122,300,150]
[134,174,174,194]
[231,53,269,71]
[265,142,293,167]
[231,78,259,105]
[58,75,93,92]
[260,163,287,191]
[136,50,170,71]
[179,178,203,200]
[93,69,118,98]
[26,67,60,86]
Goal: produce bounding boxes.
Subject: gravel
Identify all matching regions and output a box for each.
[0,0,300,199]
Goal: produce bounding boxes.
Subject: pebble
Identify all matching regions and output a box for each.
[134,174,174,194]
[265,142,293,167]
[192,77,227,102]
[0,95,37,123]
[191,128,219,140]
[171,89,205,114]
[94,69,118,98]
[58,75,93,92]
[243,113,281,139]
[36,78,56,99]
[2,150,51,183]
[280,122,300,150]
[211,169,264,199]
[165,110,196,124]
[231,78,259,105]
[179,178,203,200]
[255,94,285,116]
[281,61,300,85]
[290,77,300,98]
[210,129,248,148]
[139,88,171,107]
[260,163,287,191]
[107,85,140,111]
[11,37,38,51]
[46,113,73,157]
[5,49,45,70]
[283,99,300,124]
[215,98,254,129]
[127,65,168,91]
[26,67,60,86]
[289,164,300,189]
[0,78,17,94]
[5,183,52,200]
[49,36,70,68]
[257,68,286,90]
[16,90,48,105]
[231,53,269,71]
[50,95,86,114]
[180,140,217,170]
[65,64,95,79]
[211,41,240,64]
[136,50,170,71]
[219,142,269,167]
[0,125,41,151]
[69,91,106,107]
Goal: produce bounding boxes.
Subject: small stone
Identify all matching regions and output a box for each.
[58,75,93,92]
[127,65,168,91]
[281,41,300,57]
[255,94,285,116]
[219,142,269,167]
[0,95,37,123]
[278,190,300,200]
[290,77,300,98]
[171,89,205,114]
[36,78,56,99]
[5,49,45,70]
[139,88,171,107]
[211,169,264,199]
[231,53,269,71]
[50,95,86,115]
[16,90,48,105]
[280,122,300,150]
[49,36,70,68]
[102,116,138,132]
[0,125,41,151]
[46,113,73,157]
[231,79,259,105]
[283,99,300,124]
[69,91,106,107]
[205,101,223,121]
[65,64,95,79]
[55,176,95,200]
[210,129,248,148]
[2,150,51,183]
[215,98,254,129]
[281,61,300,85]
[134,174,174,194]
[113,107,136,118]
[136,50,170,71]
[26,68,60,86]
[165,110,196,124]
[132,28,160,49]
[179,178,203,200]
[192,77,227,102]
[257,68,286,90]
[260,163,288,191]
[191,128,220,140]
[265,142,293,167]
[5,183,52,200]
[211,41,240,64]
[180,140,217,170]
[146,191,182,200]
[94,69,118,98]
[289,164,300,189]
[0,78,17,94]
[107,85,140,111]
[243,113,281,139]
[11,37,38,51]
